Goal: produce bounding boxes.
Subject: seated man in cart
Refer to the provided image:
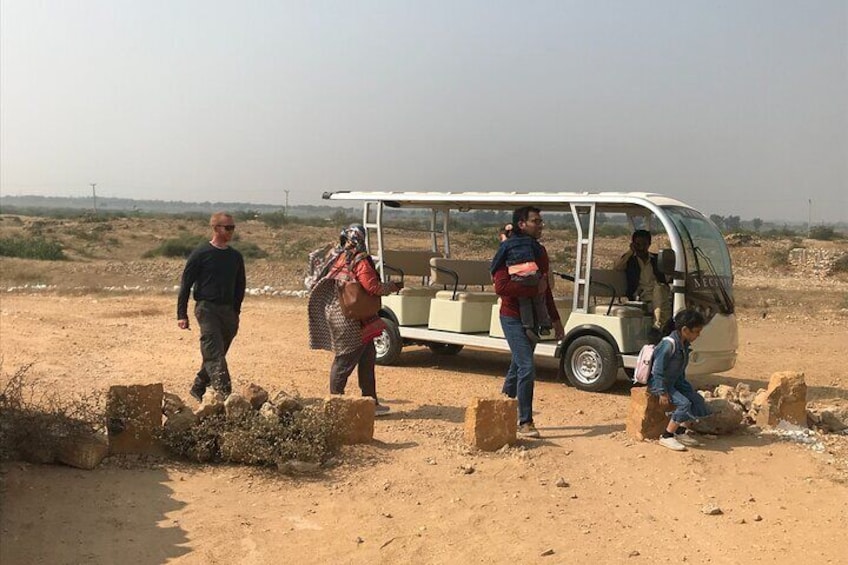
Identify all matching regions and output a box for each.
[613,229,670,329]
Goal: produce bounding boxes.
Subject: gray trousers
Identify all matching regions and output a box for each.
[518,295,552,332]
[330,341,377,400]
[193,301,238,395]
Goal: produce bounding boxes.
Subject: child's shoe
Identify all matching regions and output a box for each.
[659,436,687,451]
[674,430,702,447]
[525,329,540,344]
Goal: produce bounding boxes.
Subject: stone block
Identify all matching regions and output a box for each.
[713,384,736,401]
[626,387,669,441]
[807,400,848,433]
[735,383,755,412]
[756,371,807,428]
[224,393,253,421]
[751,388,768,410]
[164,410,198,435]
[690,398,745,435]
[259,401,280,423]
[272,391,304,416]
[464,398,517,451]
[57,435,109,470]
[195,392,226,420]
[241,383,269,411]
[162,393,187,418]
[106,383,164,455]
[323,396,375,445]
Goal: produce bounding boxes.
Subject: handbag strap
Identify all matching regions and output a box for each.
[327,257,352,282]
[329,252,368,283]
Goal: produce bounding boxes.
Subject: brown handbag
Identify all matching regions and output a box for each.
[337,280,381,320]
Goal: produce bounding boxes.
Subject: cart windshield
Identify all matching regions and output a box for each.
[664,206,734,314]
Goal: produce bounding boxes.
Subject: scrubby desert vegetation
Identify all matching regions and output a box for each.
[1,209,847,564]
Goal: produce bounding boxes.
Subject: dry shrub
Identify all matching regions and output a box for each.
[0,363,105,462]
[767,247,792,269]
[0,363,343,470]
[833,254,848,274]
[0,236,66,260]
[159,399,343,468]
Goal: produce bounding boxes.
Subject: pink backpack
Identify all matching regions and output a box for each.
[632,336,676,385]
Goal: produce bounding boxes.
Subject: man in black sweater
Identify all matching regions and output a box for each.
[177,212,246,401]
[613,229,669,329]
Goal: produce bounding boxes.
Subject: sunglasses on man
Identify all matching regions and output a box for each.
[216,224,236,232]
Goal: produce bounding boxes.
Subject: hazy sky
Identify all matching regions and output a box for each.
[1,1,846,222]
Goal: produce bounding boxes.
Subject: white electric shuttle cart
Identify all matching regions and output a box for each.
[322,191,738,392]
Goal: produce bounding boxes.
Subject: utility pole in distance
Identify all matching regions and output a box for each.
[284,190,290,221]
[90,183,98,215]
[807,198,812,237]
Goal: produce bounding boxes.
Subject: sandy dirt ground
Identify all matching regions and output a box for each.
[1,292,847,565]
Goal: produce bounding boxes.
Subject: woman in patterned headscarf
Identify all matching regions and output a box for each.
[307,224,401,415]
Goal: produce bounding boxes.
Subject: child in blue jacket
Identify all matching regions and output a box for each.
[490,223,552,342]
[649,308,712,451]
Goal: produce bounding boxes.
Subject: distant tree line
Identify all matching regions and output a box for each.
[1,195,843,240]
[708,213,844,240]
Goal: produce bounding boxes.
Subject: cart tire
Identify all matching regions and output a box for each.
[563,335,619,392]
[374,317,403,365]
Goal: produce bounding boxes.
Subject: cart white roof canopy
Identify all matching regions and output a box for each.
[322,190,690,212]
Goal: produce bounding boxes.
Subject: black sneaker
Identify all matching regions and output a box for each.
[524,328,540,344]
[189,383,205,403]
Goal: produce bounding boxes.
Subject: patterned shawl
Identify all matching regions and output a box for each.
[307,224,384,354]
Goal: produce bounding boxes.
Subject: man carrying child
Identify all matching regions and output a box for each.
[490,221,552,343]
[491,206,564,438]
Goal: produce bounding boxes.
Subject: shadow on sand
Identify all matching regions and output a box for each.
[0,464,189,565]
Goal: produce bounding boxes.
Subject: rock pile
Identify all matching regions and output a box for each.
[806,399,848,433]
[158,383,365,471]
[14,381,357,473]
[693,372,810,433]
[789,247,847,277]
[630,371,848,440]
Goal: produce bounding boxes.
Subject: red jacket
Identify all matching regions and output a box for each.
[493,245,560,322]
[331,253,390,296]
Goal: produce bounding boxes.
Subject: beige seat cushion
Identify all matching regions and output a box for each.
[399,286,439,297]
[435,290,498,303]
[429,297,494,333]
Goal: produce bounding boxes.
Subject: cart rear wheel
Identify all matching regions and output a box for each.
[374,317,402,365]
[563,336,618,392]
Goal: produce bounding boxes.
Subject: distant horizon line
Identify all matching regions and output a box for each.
[0,193,843,227]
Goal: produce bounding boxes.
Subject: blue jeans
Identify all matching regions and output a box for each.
[500,315,537,425]
[667,378,711,423]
